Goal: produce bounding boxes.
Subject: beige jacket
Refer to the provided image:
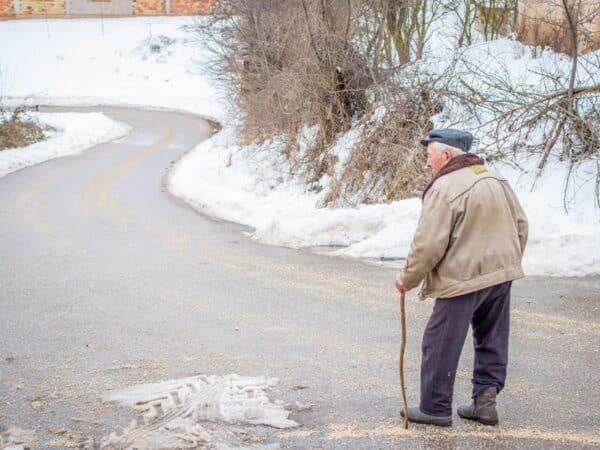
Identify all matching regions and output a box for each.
[400,164,528,300]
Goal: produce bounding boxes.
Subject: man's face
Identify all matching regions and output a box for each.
[426,143,451,176]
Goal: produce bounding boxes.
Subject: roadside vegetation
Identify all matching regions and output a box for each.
[0,106,48,151]
[197,0,599,206]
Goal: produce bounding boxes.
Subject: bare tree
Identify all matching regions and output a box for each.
[356,0,446,67]
[473,0,518,41]
[193,0,374,182]
[190,0,600,209]
[441,0,600,208]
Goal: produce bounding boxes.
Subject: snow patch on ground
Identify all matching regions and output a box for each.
[102,374,298,449]
[0,112,130,178]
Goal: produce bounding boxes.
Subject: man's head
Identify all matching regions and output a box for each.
[421,128,474,175]
[426,141,465,175]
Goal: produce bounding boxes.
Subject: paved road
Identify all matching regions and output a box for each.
[1,107,599,449]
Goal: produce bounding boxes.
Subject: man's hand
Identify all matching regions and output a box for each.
[395,273,409,293]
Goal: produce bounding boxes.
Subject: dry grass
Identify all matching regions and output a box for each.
[195,0,373,183]
[324,85,442,207]
[0,107,47,151]
[196,1,454,204]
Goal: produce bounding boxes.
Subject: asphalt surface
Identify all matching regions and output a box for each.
[0,106,599,449]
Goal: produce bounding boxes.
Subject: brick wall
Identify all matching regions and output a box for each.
[20,0,65,15]
[130,0,217,16]
[170,0,215,15]
[133,0,163,15]
[0,0,216,17]
[0,0,13,16]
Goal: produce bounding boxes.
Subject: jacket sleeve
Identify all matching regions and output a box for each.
[400,188,454,290]
[514,193,528,255]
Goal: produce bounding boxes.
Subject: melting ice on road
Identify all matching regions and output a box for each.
[102,374,299,449]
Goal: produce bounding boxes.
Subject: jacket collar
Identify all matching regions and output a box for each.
[422,153,485,200]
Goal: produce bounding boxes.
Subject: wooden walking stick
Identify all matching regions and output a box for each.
[399,290,409,429]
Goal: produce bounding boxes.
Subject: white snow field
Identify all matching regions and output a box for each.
[0,17,226,121]
[1,17,598,276]
[0,112,130,178]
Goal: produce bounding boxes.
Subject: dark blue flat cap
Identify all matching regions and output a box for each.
[420,128,474,152]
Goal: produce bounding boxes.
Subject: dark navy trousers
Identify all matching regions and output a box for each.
[419,281,511,417]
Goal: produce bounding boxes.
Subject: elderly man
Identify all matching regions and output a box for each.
[395,129,528,427]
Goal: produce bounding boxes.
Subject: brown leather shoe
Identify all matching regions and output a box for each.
[401,406,452,427]
[457,387,499,426]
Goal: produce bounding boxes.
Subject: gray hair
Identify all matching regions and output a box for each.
[429,141,465,157]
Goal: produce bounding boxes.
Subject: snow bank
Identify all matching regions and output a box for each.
[169,122,600,276]
[0,112,130,178]
[500,158,600,276]
[168,124,422,258]
[168,31,599,277]
[2,17,598,276]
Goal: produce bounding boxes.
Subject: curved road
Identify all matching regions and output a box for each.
[1,107,599,449]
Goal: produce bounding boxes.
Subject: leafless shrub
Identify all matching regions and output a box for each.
[473,0,518,40]
[324,72,444,206]
[195,0,600,208]
[353,0,447,67]
[442,0,600,209]
[444,0,518,47]
[449,59,599,159]
[0,106,47,151]
[193,0,374,182]
[193,0,452,197]
[446,0,477,47]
